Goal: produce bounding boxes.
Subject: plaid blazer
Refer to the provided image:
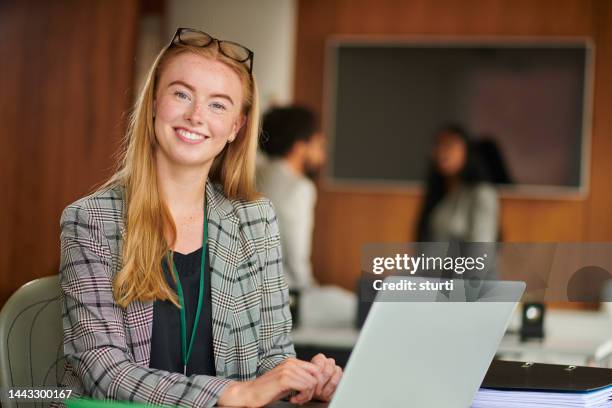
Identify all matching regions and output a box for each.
[57,181,295,407]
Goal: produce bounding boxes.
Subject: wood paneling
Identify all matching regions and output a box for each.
[0,0,139,305]
[587,0,612,241]
[295,0,612,290]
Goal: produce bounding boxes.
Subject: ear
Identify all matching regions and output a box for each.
[294,139,308,154]
[229,114,247,143]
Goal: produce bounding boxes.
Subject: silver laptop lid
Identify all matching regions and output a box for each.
[330,277,525,408]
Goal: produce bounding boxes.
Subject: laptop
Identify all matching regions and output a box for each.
[328,277,525,408]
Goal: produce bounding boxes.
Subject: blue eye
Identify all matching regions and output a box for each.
[174,91,191,101]
[210,102,227,111]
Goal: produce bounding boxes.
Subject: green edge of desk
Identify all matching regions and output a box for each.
[66,398,169,408]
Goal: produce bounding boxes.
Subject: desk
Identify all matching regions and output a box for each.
[220,402,327,408]
[291,308,612,367]
[499,309,612,365]
[264,402,328,408]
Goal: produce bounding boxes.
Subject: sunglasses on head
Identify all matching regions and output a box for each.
[170,27,254,74]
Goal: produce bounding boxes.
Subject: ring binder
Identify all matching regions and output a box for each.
[565,365,577,372]
[472,360,612,408]
[482,360,612,392]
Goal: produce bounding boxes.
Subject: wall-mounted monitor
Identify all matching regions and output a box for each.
[324,37,594,197]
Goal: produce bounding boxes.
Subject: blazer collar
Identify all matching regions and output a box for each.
[205,180,234,220]
[205,179,251,375]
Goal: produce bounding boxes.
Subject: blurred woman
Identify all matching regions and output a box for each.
[416,125,499,242]
[57,28,341,408]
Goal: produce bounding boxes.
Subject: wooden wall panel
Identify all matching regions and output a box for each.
[295,0,612,290]
[587,0,612,241]
[313,192,422,286]
[0,0,139,306]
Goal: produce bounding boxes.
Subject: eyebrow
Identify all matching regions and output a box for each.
[210,93,235,106]
[168,80,195,92]
[168,80,235,106]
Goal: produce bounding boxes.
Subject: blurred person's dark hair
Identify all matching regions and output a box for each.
[416,123,493,241]
[473,136,513,185]
[260,106,318,158]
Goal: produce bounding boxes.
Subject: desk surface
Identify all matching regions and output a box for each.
[219,402,327,408]
[501,313,612,356]
[265,403,328,408]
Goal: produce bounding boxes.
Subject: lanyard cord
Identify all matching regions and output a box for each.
[170,201,207,376]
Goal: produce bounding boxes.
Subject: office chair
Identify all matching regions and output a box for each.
[0,275,66,407]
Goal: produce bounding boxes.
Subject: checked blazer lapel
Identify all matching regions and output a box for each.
[205,181,256,376]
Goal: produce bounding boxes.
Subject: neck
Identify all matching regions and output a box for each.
[445,175,461,192]
[156,155,210,216]
[284,153,304,176]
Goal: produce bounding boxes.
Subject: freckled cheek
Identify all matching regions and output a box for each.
[208,116,235,138]
[156,98,188,124]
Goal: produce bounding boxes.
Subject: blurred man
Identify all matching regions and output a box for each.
[258,106,355,327]
[258,106,325,290]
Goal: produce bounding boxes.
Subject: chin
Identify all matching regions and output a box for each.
[157,149,212,168]
[156,137,226,169]
[175,156,215,168]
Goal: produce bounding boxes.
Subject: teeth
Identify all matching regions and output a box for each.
[177,129,205,140]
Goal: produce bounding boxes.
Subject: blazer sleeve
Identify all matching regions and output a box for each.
[256,202,297,376]
[59,204,231,407]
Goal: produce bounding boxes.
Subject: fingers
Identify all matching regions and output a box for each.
[280,369,316,391]
[294,357,324,372]
[320,365,343,401]
[311,353,328,366]
[281,371,315,404]
[291,388,314,405]
[309,353,344,402]
[277,359,319,404]
[279,360,319,388]
[284,356,343,404]
[247,358,324,407]
[290,358,326,384]
[312,355,336,396]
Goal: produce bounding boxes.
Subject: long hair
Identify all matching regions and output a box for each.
[416,125,491,241]
[105,42,260,308]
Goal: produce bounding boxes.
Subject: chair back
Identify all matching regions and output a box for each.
[0,275,65,407]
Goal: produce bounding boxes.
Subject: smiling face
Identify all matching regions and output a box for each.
[153,52,246,171]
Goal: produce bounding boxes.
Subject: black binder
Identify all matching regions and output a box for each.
[482,360,612,393]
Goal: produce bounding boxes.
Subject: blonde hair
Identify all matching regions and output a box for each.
[106,42,260,308]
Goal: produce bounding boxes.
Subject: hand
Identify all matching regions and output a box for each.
[310,353,343,402]
[217,358,323,407]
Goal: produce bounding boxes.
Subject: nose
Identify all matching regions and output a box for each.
[185,102,205,126]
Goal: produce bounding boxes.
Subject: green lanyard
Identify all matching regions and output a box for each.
[170,201,207,376]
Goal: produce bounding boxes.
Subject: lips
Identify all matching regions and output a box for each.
[174,127,209,144]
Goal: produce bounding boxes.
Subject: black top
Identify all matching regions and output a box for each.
[149,247,216,376]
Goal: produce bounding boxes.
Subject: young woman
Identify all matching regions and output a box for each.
[416,125,499,242]
[58,28,341,407]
